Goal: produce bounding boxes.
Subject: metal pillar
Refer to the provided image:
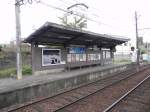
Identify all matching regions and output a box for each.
[15,0,22,79]
[135,11,139,65]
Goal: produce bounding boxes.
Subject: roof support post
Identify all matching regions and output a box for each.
[110,46,116,64]
[31,42,37,75]
[101,49,104,66]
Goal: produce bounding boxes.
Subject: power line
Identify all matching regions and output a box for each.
[39,1,69,13]
[55,0,103,20]
[57,0,129,27]
[138,28,150,30]
[17,0,132,32]
[38,1,101,23]
[58,0,76,6]
[38,0,129,30]
[15,0,40,6]
[56,0,73,9]
[67,3,88,10]
[15,0,40,79]
[70,0,106,15]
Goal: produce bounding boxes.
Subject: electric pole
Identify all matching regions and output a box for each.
[147,42,149,61]
[15,0,22,79]
[135,11,139,65]
[15,0,39,79]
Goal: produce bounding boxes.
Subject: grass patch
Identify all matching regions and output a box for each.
[22,65,32,75]
[0,68,16,78]
[0,65,32,78]
[113,59,131,65]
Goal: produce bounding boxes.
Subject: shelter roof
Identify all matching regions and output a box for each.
[24,22,129,48]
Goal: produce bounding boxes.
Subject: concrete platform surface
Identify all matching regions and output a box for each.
[0,64,120,93]
[0,64,132,109]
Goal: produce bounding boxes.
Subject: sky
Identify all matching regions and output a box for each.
[0,0,150,46]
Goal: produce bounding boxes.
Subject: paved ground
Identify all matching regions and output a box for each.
[0,64,121,93]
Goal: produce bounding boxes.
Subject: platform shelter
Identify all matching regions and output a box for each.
[24,22,129,75]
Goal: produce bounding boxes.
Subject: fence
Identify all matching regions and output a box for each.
[0,51,31,70]
[114,52,131,64]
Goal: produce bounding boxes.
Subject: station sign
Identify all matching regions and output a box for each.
[69,47,85,54]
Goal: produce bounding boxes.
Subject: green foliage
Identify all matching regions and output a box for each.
[59,14,87,29]
[113,59,131,65]
[0,68,16,78]
[0,45,2,52]
[22,65,32,75]
[0,51,6,59]
[139,45,147,54]
[0,65,32,78]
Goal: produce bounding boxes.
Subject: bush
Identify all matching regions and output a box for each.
[0,45,2,52]
[113,59,131,64]
[0,65,32,78]
[22,65,32,75]
[0,68,16,78]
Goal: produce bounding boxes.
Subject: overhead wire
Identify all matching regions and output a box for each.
[70,0,106,16]
[37,0,133,31]
[58,0,103,18]
[38,0,101,23]
[56,0,131,29]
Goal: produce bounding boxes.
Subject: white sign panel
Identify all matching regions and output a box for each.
[42,49,61,66]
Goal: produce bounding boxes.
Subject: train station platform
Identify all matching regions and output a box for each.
[0,64,133,110]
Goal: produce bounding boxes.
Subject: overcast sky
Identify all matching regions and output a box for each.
[0,0,150,46]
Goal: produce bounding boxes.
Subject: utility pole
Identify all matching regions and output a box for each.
[135,11,139,65]
[147,42,149,62]
[14,0,38,79]
[147,43,149,54]
[15,0,22,79]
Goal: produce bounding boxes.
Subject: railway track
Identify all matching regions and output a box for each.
[1,65,150,112]
[54,65,150,112]
[104,73,150,112]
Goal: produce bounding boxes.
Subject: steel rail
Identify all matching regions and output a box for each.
[54,66,149,112]
[103,74,150,112]
[6,65,149,112]
[6,65,133,112]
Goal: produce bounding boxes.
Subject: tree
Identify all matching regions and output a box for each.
[59,14,87,30]
[139,46,146,54]
[0,45,2,52]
